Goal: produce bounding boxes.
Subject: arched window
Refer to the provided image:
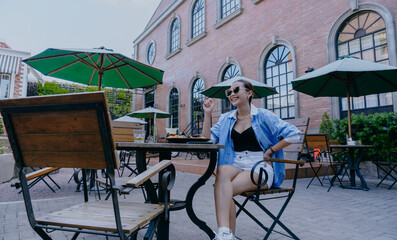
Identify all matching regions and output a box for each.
[170,18,180,53]
[221,0,240,19]
[192,0,205,38]
[169,88,179,128]
[147,42,156,65]
[337,10,392,117]
[191,78,205,135]
[222,64,241,113]
[264,45,295,119]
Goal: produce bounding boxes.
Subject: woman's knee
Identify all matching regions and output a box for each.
[216,165,240,183]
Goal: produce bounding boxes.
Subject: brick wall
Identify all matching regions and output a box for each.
[134,0,397,137]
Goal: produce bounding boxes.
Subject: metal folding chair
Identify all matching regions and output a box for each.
[375,151,397,189]
[233,117,309,240]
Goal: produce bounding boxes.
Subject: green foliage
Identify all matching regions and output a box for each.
[321,112,397,162]
[36,81,71,95]
[34,81,133,119]
[319,112,334,136]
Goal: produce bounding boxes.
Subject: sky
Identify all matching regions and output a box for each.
[0,0,161,58]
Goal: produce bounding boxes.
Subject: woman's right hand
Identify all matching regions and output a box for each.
[203,98,215,113]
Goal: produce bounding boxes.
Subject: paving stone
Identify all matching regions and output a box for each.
[0,168,396,239]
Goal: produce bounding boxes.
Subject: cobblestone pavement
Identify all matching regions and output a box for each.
[0,168,396,240]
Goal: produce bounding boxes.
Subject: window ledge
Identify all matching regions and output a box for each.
[252,0,263,4]
[166,48,181,60]
[214,8,243,29]
[186,32,207,47]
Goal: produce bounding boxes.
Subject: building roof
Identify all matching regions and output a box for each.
[0,42,11,49]
[144,0,173,30]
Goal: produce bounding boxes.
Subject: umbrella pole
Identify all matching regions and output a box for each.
[346,89,352,139]
[154,113,157,141]
[98,72,103,91]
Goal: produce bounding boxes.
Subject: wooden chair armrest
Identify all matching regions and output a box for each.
[126,160,171,187]
[264,157,305,165]
[25,167,60,181]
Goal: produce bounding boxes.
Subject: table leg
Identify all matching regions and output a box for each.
[354,149,369,190]
[185,151,217,239]
[157,152,171,240]
[344,148,369,191]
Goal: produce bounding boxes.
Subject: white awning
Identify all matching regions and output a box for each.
[0,54,21,74]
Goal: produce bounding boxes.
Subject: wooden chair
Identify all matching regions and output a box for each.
[233,118,309,240]
[0,92,174,240]
[305,134,347,191]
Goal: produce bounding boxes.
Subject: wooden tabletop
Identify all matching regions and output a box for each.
[116,142,224,151]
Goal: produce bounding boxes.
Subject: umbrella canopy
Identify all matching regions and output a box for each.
[128,107,171,140]
[201,76,278,99]
[23,47,164,90]
[292,56,397,138]
[127,107,171,119]
[114,115,147,125]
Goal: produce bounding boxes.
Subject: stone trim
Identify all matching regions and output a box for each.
[214,7,243,29]
[186,31,207,47]
[166,14,182,56]
[166,48,182,60]
[257,36,299,116]
[187,0,207,44]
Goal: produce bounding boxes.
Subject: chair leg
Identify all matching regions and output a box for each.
[376,165,397,189]
[328,164,345,192]
[33,226,52,240]
[257,195,299,240]
[307,162,323,188]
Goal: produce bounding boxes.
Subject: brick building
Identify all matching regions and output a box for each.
[0,42,30,99]
[132,0,397,137]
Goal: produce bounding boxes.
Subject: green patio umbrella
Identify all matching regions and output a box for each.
[201,76,278,99]
[23,47,164,90]
[127,107,171,140]
[292,56,397,139]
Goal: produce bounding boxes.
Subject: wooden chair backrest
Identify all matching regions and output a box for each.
[283,118,310,159]
[112,121,141,142]
[305,133,330,151]
[0,92,117,170]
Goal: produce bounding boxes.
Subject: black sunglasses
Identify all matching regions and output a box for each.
[225,86,249,97]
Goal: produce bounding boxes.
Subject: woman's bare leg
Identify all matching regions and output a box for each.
[214,165,241,229]
[229,171,270,233]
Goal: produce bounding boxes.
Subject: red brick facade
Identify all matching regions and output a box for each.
[133,0,397,137]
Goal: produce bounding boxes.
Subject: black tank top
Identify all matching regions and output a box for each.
[231,126,262,152]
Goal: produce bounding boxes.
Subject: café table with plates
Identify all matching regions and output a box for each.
[116,141,224,240]
[330,144,374,191]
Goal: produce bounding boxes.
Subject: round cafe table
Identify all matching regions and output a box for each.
[330,144,374,191]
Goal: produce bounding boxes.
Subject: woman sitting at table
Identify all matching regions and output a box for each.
[202,79,301,240]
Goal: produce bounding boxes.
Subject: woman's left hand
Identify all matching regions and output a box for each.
[263,150,272,167]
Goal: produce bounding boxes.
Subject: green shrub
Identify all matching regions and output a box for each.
[319,112,334,136]
[320,112,397,162]
[34,81,133,119]
[37,81,71,95]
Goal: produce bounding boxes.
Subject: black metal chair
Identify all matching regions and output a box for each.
[375,151,397,189]
[233,118,309,240]
[305,134,347,192]
[0,92,174,240]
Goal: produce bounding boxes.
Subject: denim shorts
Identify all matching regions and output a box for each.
[233,151,274,188]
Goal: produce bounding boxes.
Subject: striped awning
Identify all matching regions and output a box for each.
[0,54,21,74]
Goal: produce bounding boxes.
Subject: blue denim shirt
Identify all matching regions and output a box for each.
[210,105,301,187]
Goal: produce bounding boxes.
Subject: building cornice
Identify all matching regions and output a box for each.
[0,48,30,58]
[133,0,186,46]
